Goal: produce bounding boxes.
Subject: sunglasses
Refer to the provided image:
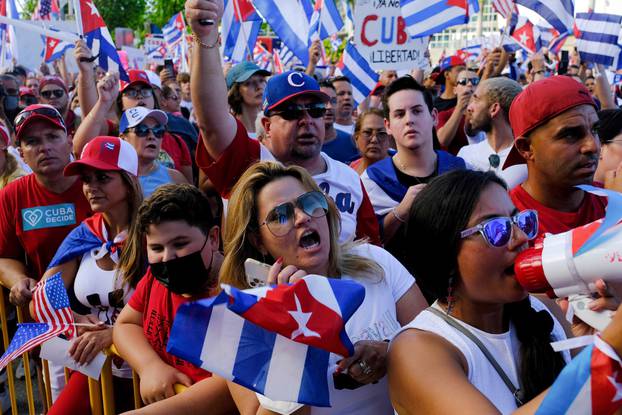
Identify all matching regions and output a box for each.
[488,154,500,169]
[260,191,329,237]
[269,103,327,121]
[129,124,166,138]
[14,107,66,131]
[123,88,153,99]
[457,77,480,86]
[460,210,538,247]
[41,89,65,99]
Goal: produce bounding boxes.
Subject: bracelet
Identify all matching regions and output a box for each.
[391,208,406,224]
[193,33,220,49]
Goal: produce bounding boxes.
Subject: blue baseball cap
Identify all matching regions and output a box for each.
[262,71,329,115]
[226,62,271,89]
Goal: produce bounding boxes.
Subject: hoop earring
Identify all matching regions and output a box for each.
[446,276,456,315]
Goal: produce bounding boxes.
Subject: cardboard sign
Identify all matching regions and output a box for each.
[144,35,167,65]
[354,0,429,70]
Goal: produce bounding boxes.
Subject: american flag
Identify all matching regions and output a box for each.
[32,0,59,21]
[492,0,516,19]
[33,272,75,338]
[0,273,74,371]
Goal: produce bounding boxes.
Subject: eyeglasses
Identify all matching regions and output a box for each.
[488,154,500,169]
[260,191,329,237]
[14,107,66,131]
[269,103,327,121]
[40,89,65,99]
[359,129,389,142]
[457,77,480,86]
[123,88,153,99]
[460,210,538,247]
[129,124,166,138]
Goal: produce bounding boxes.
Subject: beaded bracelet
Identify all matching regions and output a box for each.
[193,33,220,49]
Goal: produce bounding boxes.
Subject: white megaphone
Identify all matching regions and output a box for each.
[514,218,622,331]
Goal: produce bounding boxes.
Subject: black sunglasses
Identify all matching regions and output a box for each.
[41,89,65,99]
[488,154,500,169]
[269,103,327,121]
[130,124,166,138]
[457,77,480,86]
[14,107,66,131]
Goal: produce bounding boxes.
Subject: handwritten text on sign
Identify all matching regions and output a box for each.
[354,0,428,70]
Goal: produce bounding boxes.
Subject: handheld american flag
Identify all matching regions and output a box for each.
[0,273,75,371]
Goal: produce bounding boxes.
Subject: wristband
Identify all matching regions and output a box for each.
[193,33,221,49]
[392,208,406,224]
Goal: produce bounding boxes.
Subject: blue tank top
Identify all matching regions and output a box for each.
[139,163,173,197]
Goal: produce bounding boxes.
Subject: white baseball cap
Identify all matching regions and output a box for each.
[119,106,168,133]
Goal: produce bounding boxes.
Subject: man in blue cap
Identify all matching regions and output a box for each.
[185,0,380,245]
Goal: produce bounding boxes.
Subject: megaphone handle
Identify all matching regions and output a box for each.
[568,294,613,332]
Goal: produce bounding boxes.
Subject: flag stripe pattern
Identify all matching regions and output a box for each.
[401,0,470,39]
[535,336,622,414]
[167,275,365,407]
[492,0,515,18]
[515,0,574,35]
[0,323,70,371]
[336,42,379,106]
[222,0,262,63]
[575,12,622,69]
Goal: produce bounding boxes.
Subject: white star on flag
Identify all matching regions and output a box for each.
[48,39,58,48]
[519,32,530,45]
[288,294,320,340]
[86,1,99,16]
[608,372,622,402]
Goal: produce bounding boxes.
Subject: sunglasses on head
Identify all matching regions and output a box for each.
[269,103,327,121]
[260,191,329,237]
[129,124,166,138]
[460,210,538,248]
[457,77,480,86]
[14,107,65,131]
[41,89,65,99]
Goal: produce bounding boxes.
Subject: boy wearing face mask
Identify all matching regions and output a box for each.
[114,184,235,410]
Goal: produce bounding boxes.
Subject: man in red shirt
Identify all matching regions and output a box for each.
[508,76,606,235]
[0,105,91,306]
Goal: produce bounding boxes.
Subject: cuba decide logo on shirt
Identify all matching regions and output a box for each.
[21,203,76,231]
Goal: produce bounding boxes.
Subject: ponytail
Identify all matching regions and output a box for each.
[505,298,566,401]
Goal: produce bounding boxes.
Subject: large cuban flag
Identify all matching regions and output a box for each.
[167,275,365,407]
[574,12,622,70]
[222,0,262,63]
[515,0,574,35]
[336,42,379,106]
[401,0,479,39]
[253,0,314,65]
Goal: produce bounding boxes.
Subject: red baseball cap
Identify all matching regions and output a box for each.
[14,104,67,144]
[19,86,36,97]
[39,76,68,94]
[436,55,466,85]
[119,70,152,93]
[509,75,596,138]
[64,136,138,176]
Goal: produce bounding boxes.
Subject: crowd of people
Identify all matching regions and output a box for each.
[0,0,622,414]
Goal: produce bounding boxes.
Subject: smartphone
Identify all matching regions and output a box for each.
[558,50,569,75]
[164,59,175,76]
[333,372,365,390]
[244,258,271,288]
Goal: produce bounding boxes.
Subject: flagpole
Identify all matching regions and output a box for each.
[0,30,6,71]
[0,16,79,42]
[233,0,253,61]
[72,0,83,37]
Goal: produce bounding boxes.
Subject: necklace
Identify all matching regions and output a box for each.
[393,154,436,184]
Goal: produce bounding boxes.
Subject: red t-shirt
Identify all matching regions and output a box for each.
[437,107,468,156]
[195,119,381,245]
[127,270,211,383]
[509,184,607,235]
[0,174,91,279]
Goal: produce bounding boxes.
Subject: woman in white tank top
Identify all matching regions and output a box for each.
[388,170,608,415]
[39,136,143,414]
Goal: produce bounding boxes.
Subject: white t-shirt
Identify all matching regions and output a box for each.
[457,139,527,189]
[334,122,354,136]
[261,243,415,415]
[397,297,570,415]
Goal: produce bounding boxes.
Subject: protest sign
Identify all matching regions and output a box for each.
[144,35,167,65]
[353,0,428,70]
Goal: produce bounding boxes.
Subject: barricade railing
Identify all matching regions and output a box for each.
[0,285,187,414]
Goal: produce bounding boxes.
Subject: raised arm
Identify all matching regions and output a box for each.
[73,73,118,156]
[74,39,99,118]
[185,0,238,159]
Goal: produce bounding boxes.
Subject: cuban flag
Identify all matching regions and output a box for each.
[0,0,20,62]
[276,43,301,69]
[222,0,262,63]
[401,0,479,39]
[254,0,314,65]
[167,275,365,407]
[162,12,185,46]
[509,14,543,53]
[336,42,379,106]
[308,0,344,42]
[574,12,622,70]
[458,44,481,62]
[48,213,126,268]
[77,0,128,81]
[0,273,75,371]
[536,336,622,414]
[253,41,272,70]
[42,34,75,63]
[515,0,574,35]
